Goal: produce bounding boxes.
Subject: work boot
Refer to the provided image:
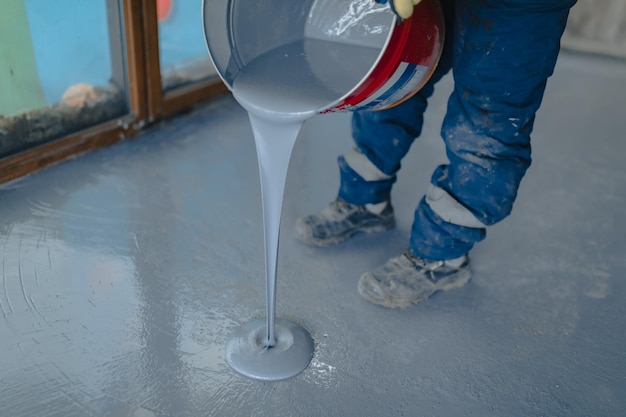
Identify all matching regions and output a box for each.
[358,250,471,308]
[294,198,395,247]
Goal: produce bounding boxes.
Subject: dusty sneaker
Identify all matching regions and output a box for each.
[294,198,395,247]
[357,250,471,308]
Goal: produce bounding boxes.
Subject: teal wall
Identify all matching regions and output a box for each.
[0,0,47,116]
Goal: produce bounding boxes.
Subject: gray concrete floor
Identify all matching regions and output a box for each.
[1,50,625,417]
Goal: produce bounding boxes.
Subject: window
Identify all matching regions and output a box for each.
[0,0,226,184]
[157,0,218,91]
[1,0,127,158]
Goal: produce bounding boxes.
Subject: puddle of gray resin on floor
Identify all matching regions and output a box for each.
[222,106,315,380]
[223,40,345,381]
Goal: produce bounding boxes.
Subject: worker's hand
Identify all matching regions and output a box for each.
[375,0,423,20]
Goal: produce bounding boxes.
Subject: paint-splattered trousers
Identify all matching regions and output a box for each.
[338,0,577,260]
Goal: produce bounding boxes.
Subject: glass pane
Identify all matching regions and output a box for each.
[0,0,128,158]
[157,0,218,91]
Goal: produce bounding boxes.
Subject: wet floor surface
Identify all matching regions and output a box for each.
[1,51,625,416]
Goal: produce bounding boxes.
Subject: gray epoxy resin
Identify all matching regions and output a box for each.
[217,0,395,381]
[223,111,313,381]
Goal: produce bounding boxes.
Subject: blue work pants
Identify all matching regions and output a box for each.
[338,0,577,260]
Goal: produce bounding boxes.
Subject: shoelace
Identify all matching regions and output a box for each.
[404,250,445,272]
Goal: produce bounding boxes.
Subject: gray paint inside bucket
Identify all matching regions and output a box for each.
[232,39,382,118]
[204,0,394,107]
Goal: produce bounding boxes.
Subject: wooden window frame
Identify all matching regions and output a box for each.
[0,0,227,185]
[140,0,227,121]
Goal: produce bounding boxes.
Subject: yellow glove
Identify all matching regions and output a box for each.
[392,0,422,19]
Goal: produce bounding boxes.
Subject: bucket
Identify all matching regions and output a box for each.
[202,0,443,116]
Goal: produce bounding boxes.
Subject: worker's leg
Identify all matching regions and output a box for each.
[359,0,577,308]
[409,0,577,261]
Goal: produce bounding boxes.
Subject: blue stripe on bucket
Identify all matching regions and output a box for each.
[375,64,417,103]
[358,63,418,110]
